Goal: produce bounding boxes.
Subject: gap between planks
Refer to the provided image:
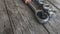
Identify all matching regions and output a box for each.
[0,0,13,34]
[4,0,49,34]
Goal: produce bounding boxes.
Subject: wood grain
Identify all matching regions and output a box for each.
[0,0,13,34]
[4,0,49,34]
[0,0,60,34]
[47,0,60,10]
[43,0,60,34]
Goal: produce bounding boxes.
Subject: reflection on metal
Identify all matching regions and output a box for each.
[28,0,56,24]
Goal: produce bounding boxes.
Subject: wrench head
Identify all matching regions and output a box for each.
[35,10,49,24]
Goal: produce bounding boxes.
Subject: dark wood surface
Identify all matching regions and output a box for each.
[0,0,60,34]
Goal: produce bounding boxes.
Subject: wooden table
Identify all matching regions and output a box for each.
[0,0,60,34]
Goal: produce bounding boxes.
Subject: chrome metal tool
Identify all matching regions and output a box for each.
[28,0,56,24]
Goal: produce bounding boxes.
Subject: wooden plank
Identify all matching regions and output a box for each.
[0,0,13,34]
[47,0,60,10]
[4,0,49,34]
[43,0,60,34]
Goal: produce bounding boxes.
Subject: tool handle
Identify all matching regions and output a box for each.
[29,3,37,12]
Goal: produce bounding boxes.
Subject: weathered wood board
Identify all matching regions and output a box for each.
[0,0,60,34]
[4,0,48,34]
[0,0,13,34]
[47,0,60,10]
[43,0,60,34]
